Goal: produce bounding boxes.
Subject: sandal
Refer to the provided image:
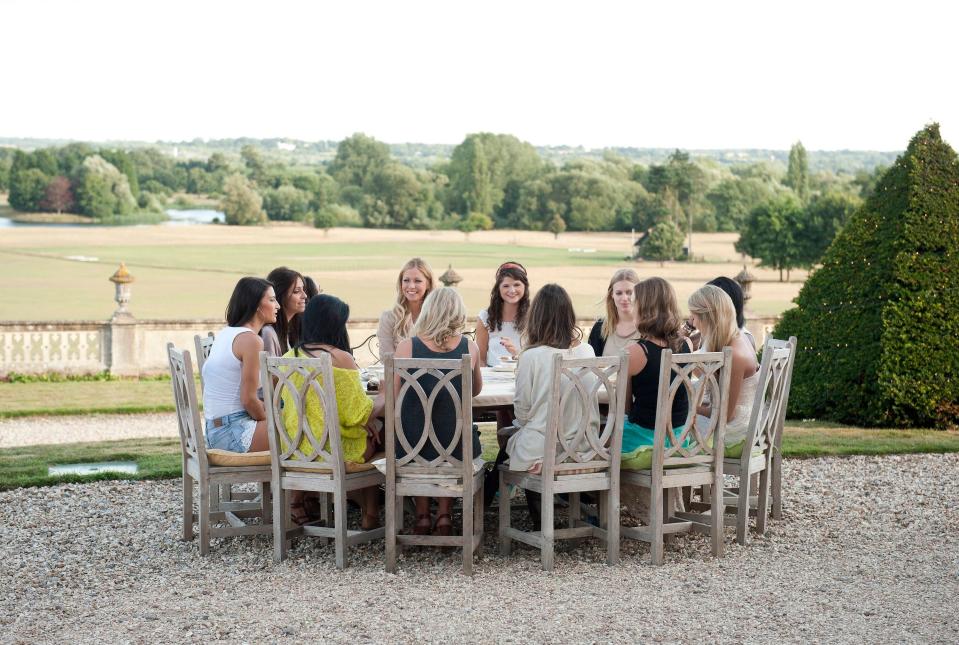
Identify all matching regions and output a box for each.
[290,502,311,526]
[413,513,432,535]
[433,513,453,537]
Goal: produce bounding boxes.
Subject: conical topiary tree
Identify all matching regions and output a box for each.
[774,124,959,427]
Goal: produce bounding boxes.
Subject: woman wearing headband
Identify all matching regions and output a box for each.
[475,261,529,367]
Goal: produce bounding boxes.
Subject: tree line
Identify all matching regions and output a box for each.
[0,134,885,276]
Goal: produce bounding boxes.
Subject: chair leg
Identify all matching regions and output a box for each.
[463,491,474,576]
[606,488,620,566]
[273,485,287,563]
[736,471,751,546]
[650,485,664,565]
[541,491,554,572]
[568,492,581,529]
[771,450,783,520]
[474,486,485,559]
[182,475,194,541]
[756,467,771,535]
[261,482,272,525]
[333,488,348,570]
[711,472,724,558]
[386,469,398,572]
[498,473,512,557]
[199,480,211,556]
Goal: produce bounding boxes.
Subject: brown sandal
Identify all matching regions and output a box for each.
[290,502,310,526]
[433,513,453,537]
[413,513,432,535]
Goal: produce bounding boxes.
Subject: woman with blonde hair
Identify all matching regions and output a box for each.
[377,257,435,357]
[688,284,759,456]
[392,287,482,536]
[588,268,642,357]
[620,277,694,470]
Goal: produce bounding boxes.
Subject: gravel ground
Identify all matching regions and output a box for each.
[2,453,957,644]
[0,413,178,448]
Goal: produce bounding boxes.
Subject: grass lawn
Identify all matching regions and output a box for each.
[2,421,956,491]
[0,380,176,418]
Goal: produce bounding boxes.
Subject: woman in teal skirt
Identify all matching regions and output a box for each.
[620,277,693,470]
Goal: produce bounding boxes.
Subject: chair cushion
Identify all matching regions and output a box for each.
[207,449,271,466]
[286,452,385,474]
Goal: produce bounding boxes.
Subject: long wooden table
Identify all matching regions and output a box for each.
[364,366,518,409]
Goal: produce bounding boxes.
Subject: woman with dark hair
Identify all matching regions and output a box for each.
[506,284,598,474]
[202,276,280,454]
[587,268,642,357]
[280,294,385,527]
[620,277,693,470]
[475,261,529,367]
[260,266,307,356]
[302,275,320,299]
[705,276,755,351]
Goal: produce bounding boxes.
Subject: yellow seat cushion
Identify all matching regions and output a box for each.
[207,449,271,466]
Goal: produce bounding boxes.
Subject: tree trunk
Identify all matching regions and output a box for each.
[779,267,784,282]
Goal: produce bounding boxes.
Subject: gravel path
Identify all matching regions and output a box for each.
[2,453,957,644]
[0,413,178,448]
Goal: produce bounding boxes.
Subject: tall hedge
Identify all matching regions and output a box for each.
[774,124,959,427]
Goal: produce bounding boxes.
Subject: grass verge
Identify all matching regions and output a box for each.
[1,422,956,491]
[0,380,176,418]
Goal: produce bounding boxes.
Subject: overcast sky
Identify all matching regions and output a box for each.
[1,0,955,150]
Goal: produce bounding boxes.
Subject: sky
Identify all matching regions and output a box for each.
[1,0,956,151]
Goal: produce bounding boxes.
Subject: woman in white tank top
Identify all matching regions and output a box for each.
[202,277,280,453]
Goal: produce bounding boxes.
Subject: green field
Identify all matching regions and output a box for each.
[0,225,805,321]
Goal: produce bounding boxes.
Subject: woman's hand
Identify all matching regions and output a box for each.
[500,337,518,358]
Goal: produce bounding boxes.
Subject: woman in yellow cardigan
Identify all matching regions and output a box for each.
[281,294,385,528]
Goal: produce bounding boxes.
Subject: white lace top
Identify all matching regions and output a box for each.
[478,308,522,366]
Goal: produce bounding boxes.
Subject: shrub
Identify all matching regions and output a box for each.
[774,124,959,427]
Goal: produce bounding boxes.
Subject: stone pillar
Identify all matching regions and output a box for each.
[107,263,139,376]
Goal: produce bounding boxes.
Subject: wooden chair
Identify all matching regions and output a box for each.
[166,343,272,555]
[770,336,797,522]
[714,337,796,543]
[384,354,484,575]
[193,332,215,380]
[621,348,732,565]
[498,353,628,571]
[261,351,385,568]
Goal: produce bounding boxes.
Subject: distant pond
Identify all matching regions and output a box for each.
[0,209,224,228]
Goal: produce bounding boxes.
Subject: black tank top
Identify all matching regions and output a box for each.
[628,339,690,429]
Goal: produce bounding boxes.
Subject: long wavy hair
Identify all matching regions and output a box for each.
[391,258,435,341]
[485,262,530,333]
[600,268,641,340]
[524,283,580,351]
[266,266,304,354]
[688,284,739,353]
[633,277,685,352]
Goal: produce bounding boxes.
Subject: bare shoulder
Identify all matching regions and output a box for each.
[394,337,413,358]
[330,348,359,371]
[233,330,263,352]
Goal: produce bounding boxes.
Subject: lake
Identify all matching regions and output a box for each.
[0,209,224,227]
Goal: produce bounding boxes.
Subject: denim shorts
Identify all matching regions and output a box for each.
[205,410,257,453]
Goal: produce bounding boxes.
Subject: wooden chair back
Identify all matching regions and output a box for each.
[193,332,215,385]
[166,342,209,471]
[260,351,347,478]
[741,337,794,460]
[385,354,474,480]
[541,353,629,479]
[351,333,381,365]
[653,348,733,470]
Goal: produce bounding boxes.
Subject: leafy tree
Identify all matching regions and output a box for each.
[361,163,441,229]
[785,141,809,202]
[0,156,10,192]
[642,219,684,266]
[447,133,543,224]
[99,149,140,197]
[221,173,267,225]
[458,211,494,237]
[775,124,959,427]
[328,133,390,190]
[240,145,266,184]
[8,168,50,211]
[316,203,361,229]
[706,177,778,232]
[313,206,338,233]
[796,191,860,266]
[735,194,804,281]
[547,213,566,239]
[206,152,230,173]
[39,176,75,214]
[262,185,311,221]
[74,155,136,219]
